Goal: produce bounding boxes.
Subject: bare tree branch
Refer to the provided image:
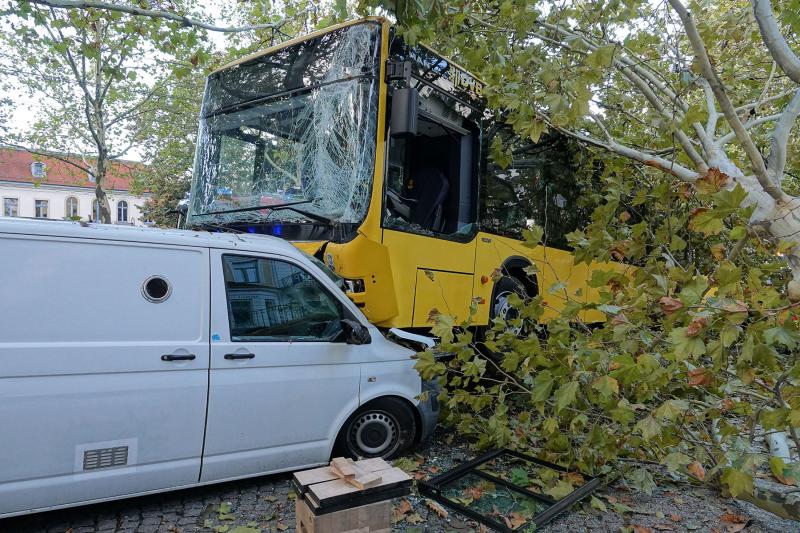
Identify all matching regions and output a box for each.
[753,0,800,84]
[24,0,298,34]
[735,89,797,113]
[697,78,720,138]
[716,113,783,146]
[767,90,800,185]
[669,0,788,202]
[528,19,708,171]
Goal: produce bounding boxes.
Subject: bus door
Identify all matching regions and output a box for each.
[381,101,481,327]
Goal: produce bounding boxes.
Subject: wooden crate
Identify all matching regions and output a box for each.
[293,458,411,533]
[295,497,390,533]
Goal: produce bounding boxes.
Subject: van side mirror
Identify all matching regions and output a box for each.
[390,87,418,137]
[340,319,371,345]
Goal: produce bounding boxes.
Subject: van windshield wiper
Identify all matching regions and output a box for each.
[194,199,334,225]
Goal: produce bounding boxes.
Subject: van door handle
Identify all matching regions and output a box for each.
[161,354,196,361]
[224,353,255,360]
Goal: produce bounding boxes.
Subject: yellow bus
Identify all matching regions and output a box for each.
[186,17,607,330]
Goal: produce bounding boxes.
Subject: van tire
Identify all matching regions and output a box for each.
[334,397,416,460]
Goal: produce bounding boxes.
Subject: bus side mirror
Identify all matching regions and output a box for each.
[390,87,418,137]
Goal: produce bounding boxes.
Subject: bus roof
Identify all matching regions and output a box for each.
[212,17,388,75]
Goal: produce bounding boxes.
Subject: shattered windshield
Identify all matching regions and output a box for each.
[187,22,381,228]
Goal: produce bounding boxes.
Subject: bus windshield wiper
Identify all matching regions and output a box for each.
[194,199,334,225]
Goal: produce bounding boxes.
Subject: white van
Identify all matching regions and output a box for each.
[0,218,438,517]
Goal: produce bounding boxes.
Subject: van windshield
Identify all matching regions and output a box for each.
[187,22,381,229]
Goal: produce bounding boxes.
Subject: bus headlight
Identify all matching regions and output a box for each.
[344,278,366,293]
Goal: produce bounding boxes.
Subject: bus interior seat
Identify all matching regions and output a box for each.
[409,167,449,231]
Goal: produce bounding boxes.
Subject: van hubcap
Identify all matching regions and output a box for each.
[351,411,398,455]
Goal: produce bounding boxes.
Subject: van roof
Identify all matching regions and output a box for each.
[0,217,305,256]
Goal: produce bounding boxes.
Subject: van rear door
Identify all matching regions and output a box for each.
[0,233,210,516]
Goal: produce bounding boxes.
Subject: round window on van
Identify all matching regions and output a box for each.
[142,276,171,303]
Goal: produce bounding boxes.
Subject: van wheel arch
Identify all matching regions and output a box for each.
[333,396,418,460]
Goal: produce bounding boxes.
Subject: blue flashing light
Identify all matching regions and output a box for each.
[247,226,256,233]
[273,225,282,236]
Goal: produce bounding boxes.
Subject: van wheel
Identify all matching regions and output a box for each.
[334,398,416,460]
[490,276,528,335]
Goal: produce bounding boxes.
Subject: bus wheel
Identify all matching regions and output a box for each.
[334,397,416,460]
[490,276,528,336]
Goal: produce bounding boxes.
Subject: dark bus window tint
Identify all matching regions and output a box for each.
[481,133,592,249]
[223,255,344,341]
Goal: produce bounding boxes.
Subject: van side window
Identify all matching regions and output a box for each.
[222,255,344,342]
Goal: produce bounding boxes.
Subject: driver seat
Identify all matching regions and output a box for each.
[410,167,449,232]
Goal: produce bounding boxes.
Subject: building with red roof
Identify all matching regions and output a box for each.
[0,147,151,225]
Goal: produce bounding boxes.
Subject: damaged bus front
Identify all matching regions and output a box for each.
[188,18,619,330]
[187,21,380,244]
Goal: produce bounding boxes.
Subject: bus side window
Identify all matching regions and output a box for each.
[481,132,591,249]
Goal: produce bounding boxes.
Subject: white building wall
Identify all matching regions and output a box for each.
[0,182,149,225]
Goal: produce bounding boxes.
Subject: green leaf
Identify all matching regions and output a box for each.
[663,451,692,472]
[585,45,616,68]
[531,370,555,404]
[760,408,789,430]
[764,326,800,349]
[668,327,706,360]
[590,495,607,512]
[522,226,544,247]
[510,467,530,485]
[655,399,688,421]
[592,375,619,398]
[626,467,656,495]
[679,276,709,305]
[720,325,741,347]
[555,381,580,412]
[544,480,575,500]
[634,415,662,440]
[713,183,748,212]
[721,468,754,497]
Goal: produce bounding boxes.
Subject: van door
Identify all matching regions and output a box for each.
[0,234,209,516]
[201,250,362,482]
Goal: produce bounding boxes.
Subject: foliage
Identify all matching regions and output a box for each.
[415,153,800,505]
[354,0,800,516]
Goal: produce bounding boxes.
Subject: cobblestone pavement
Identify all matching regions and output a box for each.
[1,429,797,533]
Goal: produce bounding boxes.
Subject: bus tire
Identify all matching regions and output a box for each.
[333,397,416,460]
[489,276,528,335]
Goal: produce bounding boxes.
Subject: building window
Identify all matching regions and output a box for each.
[3,198,18,217]
[34,200,49,218]
[30,161,46,178]
[65,196,79,219]
[117,200,128,223]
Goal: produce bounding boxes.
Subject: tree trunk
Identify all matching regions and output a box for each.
[94,156,111,224]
